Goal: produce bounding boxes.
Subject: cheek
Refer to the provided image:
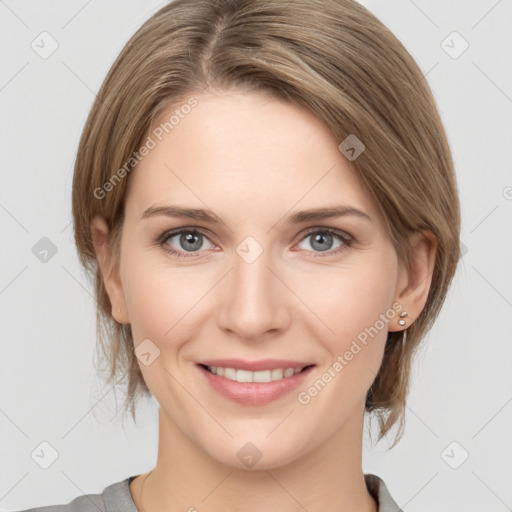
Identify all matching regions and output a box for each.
[338,268,394,336]
[294,254,398,408]
[298,247,398,356]
[121,249,211,345]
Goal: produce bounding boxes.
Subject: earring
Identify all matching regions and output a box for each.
[398,311,408,326]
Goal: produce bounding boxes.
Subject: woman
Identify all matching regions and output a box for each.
[19,0,460,510]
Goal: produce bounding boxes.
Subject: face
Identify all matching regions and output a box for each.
[95,89,415,470]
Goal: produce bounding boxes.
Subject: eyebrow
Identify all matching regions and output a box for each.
[141,205,372,224]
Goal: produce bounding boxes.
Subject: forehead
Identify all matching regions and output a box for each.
[124,90,381,224]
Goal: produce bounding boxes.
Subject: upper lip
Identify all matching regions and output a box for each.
[197,359,315,372]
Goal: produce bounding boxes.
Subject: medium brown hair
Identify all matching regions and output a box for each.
[72,0,461,446]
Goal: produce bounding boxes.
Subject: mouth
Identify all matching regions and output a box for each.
[195,361,317,405]
[198,363,315,383]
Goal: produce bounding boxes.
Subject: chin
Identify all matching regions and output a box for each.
[202,434,307,471]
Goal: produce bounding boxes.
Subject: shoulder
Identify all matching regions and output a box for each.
[12,476,138,512]
[364,473,403,512]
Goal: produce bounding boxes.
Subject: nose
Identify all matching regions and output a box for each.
[216,243,291,342]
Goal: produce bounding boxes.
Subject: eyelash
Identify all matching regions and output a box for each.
[156,227,354,259]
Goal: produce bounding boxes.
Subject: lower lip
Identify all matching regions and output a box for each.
[197,364,316,405]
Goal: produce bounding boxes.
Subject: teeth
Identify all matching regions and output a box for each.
[206,366,304,383]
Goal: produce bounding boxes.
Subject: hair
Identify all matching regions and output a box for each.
[72,0,461,447]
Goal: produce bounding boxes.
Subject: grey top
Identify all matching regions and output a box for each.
[17,473,403,511]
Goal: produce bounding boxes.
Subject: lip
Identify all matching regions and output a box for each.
[196,362,316,406]
[197,358,314,372]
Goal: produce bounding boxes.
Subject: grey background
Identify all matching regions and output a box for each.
[1,0,511,510]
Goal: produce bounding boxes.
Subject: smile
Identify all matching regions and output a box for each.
[203,365,308,383]
[197,363,316,405]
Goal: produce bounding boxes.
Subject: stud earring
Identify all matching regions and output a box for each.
[398,311,408,326]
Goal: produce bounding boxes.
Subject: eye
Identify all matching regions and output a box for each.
[159,228,214,258]
[157,227,354,259]
[296,228,353,257]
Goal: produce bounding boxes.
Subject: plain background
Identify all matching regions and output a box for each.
[1,1,511,510]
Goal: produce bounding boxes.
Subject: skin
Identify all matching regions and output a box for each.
[91,89,436,512]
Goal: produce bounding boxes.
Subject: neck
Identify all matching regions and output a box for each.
[131,405,377,512]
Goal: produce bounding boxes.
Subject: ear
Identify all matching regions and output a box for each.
[390,230,437,332]
[90,216,130,325]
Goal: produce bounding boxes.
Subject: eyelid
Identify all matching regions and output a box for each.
[157,225,354,243]
[157,226,213,245]
[299,226,353,242]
